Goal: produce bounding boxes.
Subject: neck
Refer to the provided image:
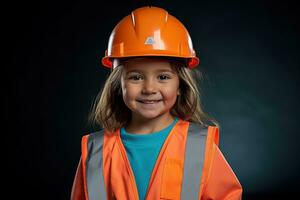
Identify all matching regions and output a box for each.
[125,113,176,134]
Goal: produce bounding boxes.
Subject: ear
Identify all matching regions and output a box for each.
[177,90,181,95]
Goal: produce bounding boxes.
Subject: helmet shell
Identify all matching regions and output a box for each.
[101,6,200,69]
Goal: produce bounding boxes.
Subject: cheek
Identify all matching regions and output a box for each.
[121,81,130,102]
[122,83,138,100]
[121,87,133,109]
[163,87,179,102]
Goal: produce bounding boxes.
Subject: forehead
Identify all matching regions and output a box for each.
[122,58,174,72]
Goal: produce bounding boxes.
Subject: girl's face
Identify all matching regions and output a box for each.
[120,58,180,121]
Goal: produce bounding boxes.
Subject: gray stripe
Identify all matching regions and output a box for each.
[181,123,208,200]
[86,129,107,200]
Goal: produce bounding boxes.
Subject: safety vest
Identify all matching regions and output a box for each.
[77,119,219,200]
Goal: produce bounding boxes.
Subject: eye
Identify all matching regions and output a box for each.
[158,74,171,80]
[128,75,143,80]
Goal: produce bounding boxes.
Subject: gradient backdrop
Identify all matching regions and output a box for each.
[7,0,299,199]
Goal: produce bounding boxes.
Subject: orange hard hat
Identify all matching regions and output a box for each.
[101,6,200,69]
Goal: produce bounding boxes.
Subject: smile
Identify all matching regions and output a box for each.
[137,100,162,104]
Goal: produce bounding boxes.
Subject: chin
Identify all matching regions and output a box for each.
[139,113,161,120]
[136,111,169,120]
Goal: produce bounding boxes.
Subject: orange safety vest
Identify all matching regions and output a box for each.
[71,119,242,200]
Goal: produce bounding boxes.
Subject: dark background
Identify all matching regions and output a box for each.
[6,0,299,199]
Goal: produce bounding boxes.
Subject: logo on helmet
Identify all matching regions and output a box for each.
[145,37,155,45]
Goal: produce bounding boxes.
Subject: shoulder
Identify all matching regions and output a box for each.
[81,129,120,150]
[188,122,209,134]
[80,129,107,158]
[81,128,105,140]
[80,129,105,150]
[187,122,219,145]
[86,129,105,141]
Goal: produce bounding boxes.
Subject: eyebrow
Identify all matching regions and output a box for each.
[126,69,176,74]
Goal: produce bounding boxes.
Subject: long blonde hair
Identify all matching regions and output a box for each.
[88,57,219,132]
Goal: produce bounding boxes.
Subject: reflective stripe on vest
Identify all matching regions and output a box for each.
[85,130,106,200]
[181,123,207,199]
[84,122,208,200]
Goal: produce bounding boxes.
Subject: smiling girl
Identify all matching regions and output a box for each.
[71,6,242,200]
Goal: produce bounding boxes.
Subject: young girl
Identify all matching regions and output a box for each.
[71,6,242,200]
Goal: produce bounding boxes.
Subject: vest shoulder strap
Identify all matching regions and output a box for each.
[82,129,106,200]
[181,122,219,200]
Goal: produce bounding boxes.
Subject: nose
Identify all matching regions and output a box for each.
[141,79,157,95]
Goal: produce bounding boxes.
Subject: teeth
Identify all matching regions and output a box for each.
[140,100,160,104]
[143,101,155,103]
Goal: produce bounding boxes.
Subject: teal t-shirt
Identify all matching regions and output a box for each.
[120,117,179,200]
